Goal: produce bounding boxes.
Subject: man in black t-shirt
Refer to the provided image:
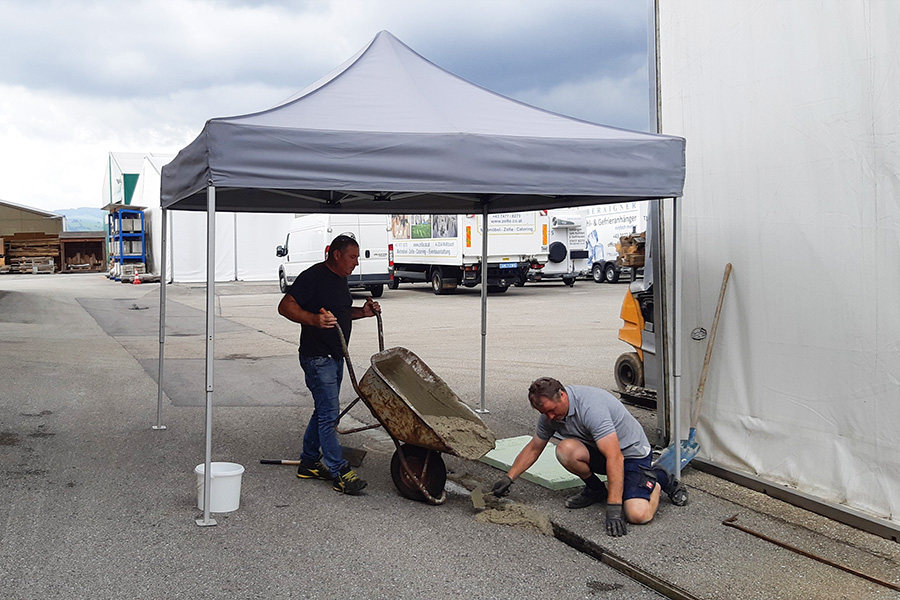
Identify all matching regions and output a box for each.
[277,235,380,495]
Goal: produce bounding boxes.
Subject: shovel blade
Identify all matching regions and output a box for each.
[653,429,700,475]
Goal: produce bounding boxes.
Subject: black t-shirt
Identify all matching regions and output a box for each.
[287,262,352,358]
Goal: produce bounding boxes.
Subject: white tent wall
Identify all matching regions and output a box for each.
[233,213,294,282]
[132,156,170,274]
[134,157,292,283]
[169,211,237,282]
[658,2,899,525]
[102,152,146,206]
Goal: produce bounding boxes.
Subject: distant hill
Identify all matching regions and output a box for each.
[55,207,106,232]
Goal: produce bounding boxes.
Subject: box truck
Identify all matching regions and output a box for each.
[276,214,392,297]
[388,212,549,294]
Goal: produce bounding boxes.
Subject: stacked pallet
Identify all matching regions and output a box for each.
[3,232,60,273]
[616,231,646,268]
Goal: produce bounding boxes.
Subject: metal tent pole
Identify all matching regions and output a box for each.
[672,198,683,482]
[153,208,168,430]
[476,202,489,414]
[197,185,217,527]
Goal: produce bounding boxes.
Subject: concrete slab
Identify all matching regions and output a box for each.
[137,356,309,407]
[479,435,583,490]
[4,275,900,600]
[76,296,246,337]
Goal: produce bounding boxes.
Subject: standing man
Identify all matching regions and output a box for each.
[278,234,381,496]
[491,377,681,536]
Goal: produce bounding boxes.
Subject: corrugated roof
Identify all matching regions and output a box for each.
[0,198,64,219]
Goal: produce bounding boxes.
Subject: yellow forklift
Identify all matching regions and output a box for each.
[613,232,658,408]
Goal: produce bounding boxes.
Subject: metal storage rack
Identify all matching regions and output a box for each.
[107,207,146,281]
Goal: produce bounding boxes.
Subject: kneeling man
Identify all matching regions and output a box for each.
[491,377,680,536]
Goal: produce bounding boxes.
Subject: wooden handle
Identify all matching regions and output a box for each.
[691,263,732,428]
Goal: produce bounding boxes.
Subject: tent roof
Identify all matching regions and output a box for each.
[161,31,685,214]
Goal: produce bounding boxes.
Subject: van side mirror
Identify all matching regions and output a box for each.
[276,245,286,257]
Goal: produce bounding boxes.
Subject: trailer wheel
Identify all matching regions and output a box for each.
[604,263,620,283]
[563,276,575,287]
[279,270,288,293]
[388,277,400,290]
[390,444,447,503]
[368,284,384,298]
[615,352,643,389]
[487,285,509,294]
[431,268,446,295]
[592,263,604,284]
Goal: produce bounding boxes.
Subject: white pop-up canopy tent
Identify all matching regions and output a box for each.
[159,30,685,525]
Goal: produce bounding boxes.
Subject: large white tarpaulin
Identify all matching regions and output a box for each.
[658,1,899,525]
[133,156,293,282]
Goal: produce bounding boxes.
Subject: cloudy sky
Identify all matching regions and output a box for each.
[0,0,651,213]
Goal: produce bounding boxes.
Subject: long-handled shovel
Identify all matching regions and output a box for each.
[654,262,732,476]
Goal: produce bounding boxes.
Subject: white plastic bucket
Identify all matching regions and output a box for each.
[194,462,245,512]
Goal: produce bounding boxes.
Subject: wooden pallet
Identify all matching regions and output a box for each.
[3,232,60,273]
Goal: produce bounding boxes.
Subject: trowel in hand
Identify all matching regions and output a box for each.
[470,485,499,510]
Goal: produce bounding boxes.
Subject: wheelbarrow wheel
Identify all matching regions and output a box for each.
[390,444,447,503]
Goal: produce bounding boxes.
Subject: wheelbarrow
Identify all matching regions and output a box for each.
[335,313,496,505]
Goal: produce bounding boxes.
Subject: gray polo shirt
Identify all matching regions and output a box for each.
[536,385,651,459]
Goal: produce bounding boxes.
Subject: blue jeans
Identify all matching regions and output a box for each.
[299,355,346,477]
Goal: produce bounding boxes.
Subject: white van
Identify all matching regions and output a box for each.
[276,214,392,297]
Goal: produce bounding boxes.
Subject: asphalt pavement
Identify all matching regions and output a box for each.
[1,273,898,600]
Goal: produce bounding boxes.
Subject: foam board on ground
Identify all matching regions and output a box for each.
[479,435,583,490]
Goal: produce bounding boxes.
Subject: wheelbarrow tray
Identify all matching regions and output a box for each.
[357,347,496,461]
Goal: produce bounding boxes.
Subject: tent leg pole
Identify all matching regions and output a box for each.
[476,202,490,414]
[197,185,217,527]
[153,208,168,430]
[672,197,682,482]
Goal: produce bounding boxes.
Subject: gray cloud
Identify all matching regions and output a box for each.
[0,0,651,210]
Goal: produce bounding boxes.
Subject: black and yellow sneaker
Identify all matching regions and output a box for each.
[296,459,330,480]
[332,464,367,495]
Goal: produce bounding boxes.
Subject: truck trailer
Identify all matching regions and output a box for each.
[584,201,649,283]
[527,209,590,286]
[388,212,549,294]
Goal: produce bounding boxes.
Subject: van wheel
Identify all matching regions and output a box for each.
[279,271,288,293]
[615,352,644,389]
[388,278,400,290]
[592,264,604,284]
[368,284,384,298]
[604,263,620,284]
[431,269,446,295]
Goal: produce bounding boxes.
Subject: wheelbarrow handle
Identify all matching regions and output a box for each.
[337,308,384,399]
[376,310,384,352]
